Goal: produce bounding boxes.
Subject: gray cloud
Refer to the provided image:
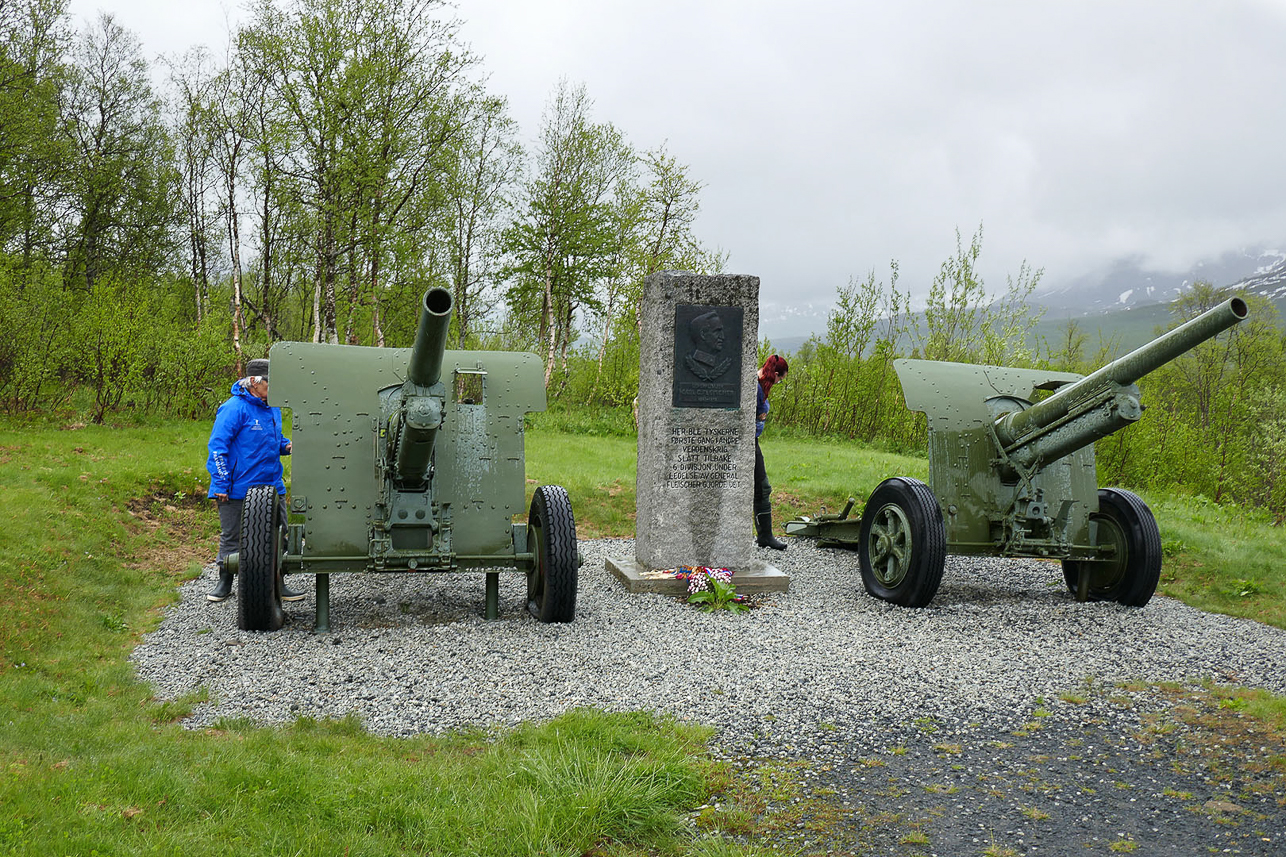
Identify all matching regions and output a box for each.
[460,0,1286,315]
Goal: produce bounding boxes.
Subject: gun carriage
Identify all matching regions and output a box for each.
[786,297,1248,608]
[225,287,578,632]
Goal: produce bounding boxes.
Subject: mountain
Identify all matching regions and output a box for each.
[762,245,1286,359]
[1034,247,1286,317]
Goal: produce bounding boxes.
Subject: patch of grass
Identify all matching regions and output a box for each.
[524,428,637,538]
[0,420,763,857]
[1204,683,1286,730]
[913,716,939,733]
[1151,494,1286,629]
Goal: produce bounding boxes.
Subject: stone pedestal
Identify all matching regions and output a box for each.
[609,271,788,593]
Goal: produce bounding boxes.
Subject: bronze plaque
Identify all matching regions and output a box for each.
[672,305,743,408]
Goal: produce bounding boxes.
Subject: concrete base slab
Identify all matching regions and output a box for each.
[605,556,790,596]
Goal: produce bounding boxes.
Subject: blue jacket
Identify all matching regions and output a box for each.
[756,380,769,438]
[206,380,290,500]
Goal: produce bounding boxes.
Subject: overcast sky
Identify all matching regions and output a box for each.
[65,0,1286,335]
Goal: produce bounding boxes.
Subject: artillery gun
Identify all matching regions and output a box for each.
[785,297,1248,609]
[225,287,578,632]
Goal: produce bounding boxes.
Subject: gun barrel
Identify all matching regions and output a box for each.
[407,287,453,388]
[996,297,1247,452]
[394,287,454,487]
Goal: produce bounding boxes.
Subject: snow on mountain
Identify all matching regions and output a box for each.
[1035,246,1286,317]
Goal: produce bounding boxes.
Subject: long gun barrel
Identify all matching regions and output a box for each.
[394,287,453,488]
[993,297,1247,473]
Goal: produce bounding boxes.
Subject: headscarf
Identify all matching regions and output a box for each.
[759,354,789,396]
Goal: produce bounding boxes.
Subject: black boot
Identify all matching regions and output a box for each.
[756,512,787,550]
[207,565,234,602]
[281,575,306,602]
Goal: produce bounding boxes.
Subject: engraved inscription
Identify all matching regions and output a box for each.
[673,305,743,408]
[665,425,744,489]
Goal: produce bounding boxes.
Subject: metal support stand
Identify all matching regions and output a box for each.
[485,572,499,619]
[316,573,330,632]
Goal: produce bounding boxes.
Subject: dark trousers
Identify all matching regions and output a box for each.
[215,494,287,562]
[754,439,772,517]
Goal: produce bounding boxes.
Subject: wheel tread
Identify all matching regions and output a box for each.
[529,485,578,623]
[237,486,284,631]
[858,477,947,608]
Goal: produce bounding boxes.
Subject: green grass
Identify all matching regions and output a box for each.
[763,435,926,523]
[526,427,637,538]
[1151,494,1286,629]
[3,414,1286,855]
[0,420,731,857]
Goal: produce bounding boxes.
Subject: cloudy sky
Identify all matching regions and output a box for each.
[65,0,1286,334]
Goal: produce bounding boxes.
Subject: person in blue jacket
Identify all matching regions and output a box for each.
[205,358,303,603]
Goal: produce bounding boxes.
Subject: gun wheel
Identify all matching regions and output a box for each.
[237,486,286,631]
[527,485,577,623]
[858,477,946,608]
[1061,487,1161,607]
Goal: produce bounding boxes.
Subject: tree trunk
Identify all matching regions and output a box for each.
[228,167,245,371]
[541,263,556,387]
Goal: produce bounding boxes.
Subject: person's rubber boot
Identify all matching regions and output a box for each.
[756,512,787,550]
[280,575,306,603]
[207,565,234,602]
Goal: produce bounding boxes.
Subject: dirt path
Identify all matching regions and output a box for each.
[707,682,1285,856]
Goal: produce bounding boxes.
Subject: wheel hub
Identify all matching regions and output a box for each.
[868,503,912,587]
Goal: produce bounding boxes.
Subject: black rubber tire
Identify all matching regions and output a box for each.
[237,485,285,631]
[1061,487,1161,607]
[858,477,947,608]
[526,485,577,623]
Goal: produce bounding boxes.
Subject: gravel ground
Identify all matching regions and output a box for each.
[132,538,1286,855]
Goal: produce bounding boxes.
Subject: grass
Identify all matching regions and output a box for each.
[1151,494,1286,628]
[0,420,727,857]
[3,414,1286,854]
[526,428,637,538]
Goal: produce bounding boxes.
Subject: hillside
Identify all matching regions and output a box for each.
[769,247,1286,359]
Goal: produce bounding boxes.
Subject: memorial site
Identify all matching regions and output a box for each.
[2,0,1285,854]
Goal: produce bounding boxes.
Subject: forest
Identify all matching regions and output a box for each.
[2,0,1284,521]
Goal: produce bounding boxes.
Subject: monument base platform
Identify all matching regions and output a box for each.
[605,556,790,596]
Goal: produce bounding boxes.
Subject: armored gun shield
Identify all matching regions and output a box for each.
[228,288,579,632]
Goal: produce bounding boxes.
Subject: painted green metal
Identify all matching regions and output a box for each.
[783,496,862,545]
[787,297,1247,579]
[316,574,330,633]
[246,286,573,630]
[865,501,913,587]
[485,573,499,620]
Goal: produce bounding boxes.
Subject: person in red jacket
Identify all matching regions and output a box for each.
[755,354,789,550]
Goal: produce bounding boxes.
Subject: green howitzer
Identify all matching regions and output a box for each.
[224,286,579,632]
[785,297,1248,609]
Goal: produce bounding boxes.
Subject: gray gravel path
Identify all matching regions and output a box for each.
[132,538,1286,855]
[133,537,1285,749]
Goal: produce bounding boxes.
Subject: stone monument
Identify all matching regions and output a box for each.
[606,271,789,594]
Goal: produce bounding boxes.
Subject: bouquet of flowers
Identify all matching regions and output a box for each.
[677,566,747,613]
